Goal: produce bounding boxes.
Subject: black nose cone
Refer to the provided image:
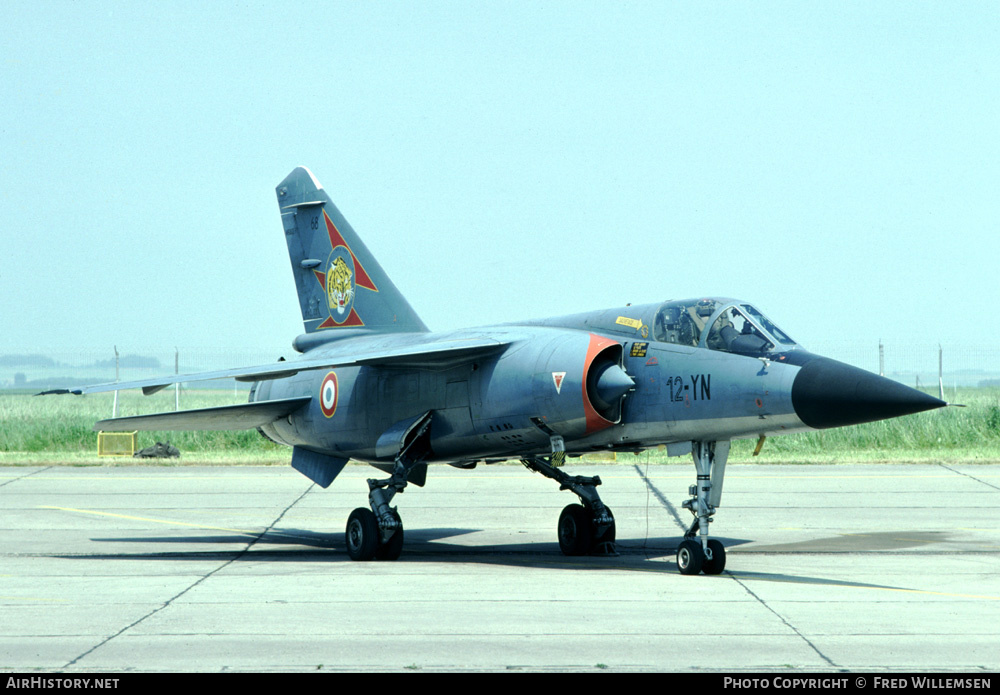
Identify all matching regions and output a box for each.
[792,357,946,429]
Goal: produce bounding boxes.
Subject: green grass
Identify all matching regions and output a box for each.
[0,390,288,464]
[2,387,998,465]
[731,387,1000,463]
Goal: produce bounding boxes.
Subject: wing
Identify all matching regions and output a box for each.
[38,336,509,396]
[93,397,312,432]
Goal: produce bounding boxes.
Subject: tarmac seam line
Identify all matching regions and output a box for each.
[0,466,54,489]
[728,572,842,669]
[631,463,687,547]
[61,481,317,669]
[937,463,1000,492]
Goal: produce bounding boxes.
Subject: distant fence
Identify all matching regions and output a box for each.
[1,347,289,391]
[2,343,998,392]
[804,341,999,389]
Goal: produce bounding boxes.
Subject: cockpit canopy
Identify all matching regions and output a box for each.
[653,298,798,356]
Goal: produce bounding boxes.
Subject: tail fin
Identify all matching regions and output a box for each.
[276,167,428,336]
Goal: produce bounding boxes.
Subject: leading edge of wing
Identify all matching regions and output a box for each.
[43,336,510,396]
[93,397,312,432]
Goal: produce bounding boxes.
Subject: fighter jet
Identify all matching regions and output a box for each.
[48,166,946,574]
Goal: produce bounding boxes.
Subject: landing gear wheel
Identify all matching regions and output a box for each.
[702,539,726,575]
[592,507,616,554]
[375,518,404,561]
[676,539,704,575]
[345,507,378,561]
[558,504,593,556]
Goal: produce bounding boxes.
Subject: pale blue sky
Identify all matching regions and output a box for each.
[2,2,998,372]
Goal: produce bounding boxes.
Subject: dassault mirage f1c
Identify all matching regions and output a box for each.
[49,166,947,574]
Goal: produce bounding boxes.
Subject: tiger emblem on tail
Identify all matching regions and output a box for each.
[326,255,355,316]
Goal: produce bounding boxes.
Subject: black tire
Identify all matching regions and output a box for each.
[558,504,593,556]
[702,539,726,575]
[345,508,378,561]
[375,519,404,561]
[593,507,616,551]
[676,539,704,575]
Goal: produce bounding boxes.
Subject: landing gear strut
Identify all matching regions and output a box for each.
[345,414,431,561]
[522,436,617,556]
[678,440,730,575]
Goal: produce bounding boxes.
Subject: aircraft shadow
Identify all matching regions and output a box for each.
[71,527,952,559]
[731,531,949,553]
[66,528,750,567]
[53,528,961,593]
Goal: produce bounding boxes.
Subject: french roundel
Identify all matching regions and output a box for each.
[320,372,338,418]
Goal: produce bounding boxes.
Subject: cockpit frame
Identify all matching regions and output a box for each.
[652,297,799,356]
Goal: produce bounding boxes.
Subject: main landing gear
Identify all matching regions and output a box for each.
[521,436,617,556]
[677,440,730,575]
[345,416,431,562]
